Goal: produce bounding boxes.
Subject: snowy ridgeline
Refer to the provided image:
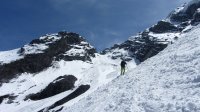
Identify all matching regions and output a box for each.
[1,21,200,112]
[1,0,200,111]
[61,24,200,112]
[0,33,94,65]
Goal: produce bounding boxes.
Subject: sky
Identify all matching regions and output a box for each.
[0,0,191,51]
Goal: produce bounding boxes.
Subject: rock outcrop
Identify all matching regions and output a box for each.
[25,75,77,101]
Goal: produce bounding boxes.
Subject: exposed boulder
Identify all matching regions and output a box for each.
[25,75,77,101]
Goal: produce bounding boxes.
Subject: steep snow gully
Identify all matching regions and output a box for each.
[63,22,200,112]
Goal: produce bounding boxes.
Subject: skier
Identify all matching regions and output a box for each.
[120,60,127,75]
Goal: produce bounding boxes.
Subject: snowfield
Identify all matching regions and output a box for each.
[1,24,200,112]
[1,0,200,111]
[61,25,200,112]
[0,53,136,112]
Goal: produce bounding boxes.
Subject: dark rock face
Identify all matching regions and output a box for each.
[0,32,96,83]
[30,39,46,44]
[102,1,200,63]
[39,85,90,112]
[0,53,53,84]
[0,95,9,104]
[169,1,200,23]
[132,32,168,62]
[185,2,200,19]
[26,75,77,101]
[191,11,200,25]
[149,21,180,33]
[134,42,167,62]
[17,47,25,55]
[169,11,190,23]
[193,11,200,22]
[0,94,17,104]
[102,31,168,62]
[56,55,90,62]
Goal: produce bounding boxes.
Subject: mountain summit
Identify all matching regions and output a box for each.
[0,32,96,84]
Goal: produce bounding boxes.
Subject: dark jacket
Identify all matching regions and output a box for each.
[120,61,127,68]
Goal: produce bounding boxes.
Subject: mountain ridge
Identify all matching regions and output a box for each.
[63,24,200,112]
[1,0,200,112]
[0,32,96,84]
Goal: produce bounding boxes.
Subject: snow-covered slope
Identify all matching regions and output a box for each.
[0,52,137,112]
[62,20,200,112]
[0,31,137,112]
[0,49,24,64]
[1,0,200,112]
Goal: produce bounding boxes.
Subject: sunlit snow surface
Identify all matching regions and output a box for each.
[0,53,136,112]
[0,49,24,64]
[1,1,200,110]
[2,24,200,112]
[62,25,200,112]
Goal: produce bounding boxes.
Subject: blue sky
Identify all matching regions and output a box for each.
[0,0,190,51]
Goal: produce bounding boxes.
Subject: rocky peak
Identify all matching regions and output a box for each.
[101,31,168,63]
[102,0,200,64]
[168,0,200,24]
[0,31,96,84]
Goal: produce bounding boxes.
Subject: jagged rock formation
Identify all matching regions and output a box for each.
[102,31,168,62]
[0,32,96,84]
[169,2,200,23]
[1,1,200,112]
[102,0,200,63]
